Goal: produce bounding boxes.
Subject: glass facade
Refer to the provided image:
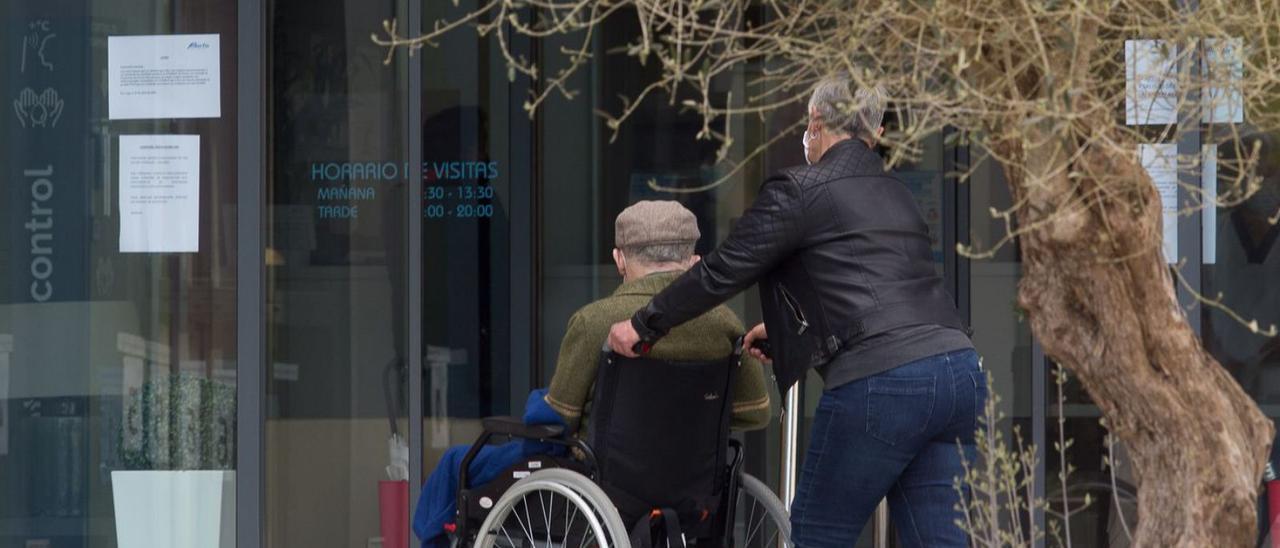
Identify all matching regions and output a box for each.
[2,0,240,546]
[1,1,1278,547]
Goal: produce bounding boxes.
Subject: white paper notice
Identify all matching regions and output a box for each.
[108,34,220,120]
[119,135,200,253]
[1202,38,1244,124]
[1126,40,1179,126]
[1202,144,1218,264]
[1140,143,1179,263]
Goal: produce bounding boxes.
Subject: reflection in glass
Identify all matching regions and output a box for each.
[1,1,238,547]
[418,0,520,487]
[968,153,1034,428]
[266,1,408,546]
[1204,130,1280,403]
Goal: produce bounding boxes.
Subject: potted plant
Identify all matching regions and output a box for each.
[112,372,236,548]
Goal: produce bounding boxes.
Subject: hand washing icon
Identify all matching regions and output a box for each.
[13,88,64,128]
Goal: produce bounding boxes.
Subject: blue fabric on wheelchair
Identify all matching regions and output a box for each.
[413,388,568,547]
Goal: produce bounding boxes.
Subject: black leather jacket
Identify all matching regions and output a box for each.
[631,139,965,391]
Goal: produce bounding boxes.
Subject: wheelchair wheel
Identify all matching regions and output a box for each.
[474,468,630,548]
[735,473,792,548]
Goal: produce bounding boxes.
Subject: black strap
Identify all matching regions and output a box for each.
[629,508,685,548]
[628,515,652,548]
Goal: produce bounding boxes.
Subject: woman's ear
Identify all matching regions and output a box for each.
[806,106,822,134]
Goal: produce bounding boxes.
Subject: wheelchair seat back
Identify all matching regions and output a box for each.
[588,347,739,539]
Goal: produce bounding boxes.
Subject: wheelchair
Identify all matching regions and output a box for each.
[449,341,791,547]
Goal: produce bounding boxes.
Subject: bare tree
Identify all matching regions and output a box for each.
[378,1,1280,545]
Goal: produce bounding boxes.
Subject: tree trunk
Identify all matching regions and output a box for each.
[999,134,1274,547]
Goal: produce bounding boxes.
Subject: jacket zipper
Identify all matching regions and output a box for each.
[777,285,809,335]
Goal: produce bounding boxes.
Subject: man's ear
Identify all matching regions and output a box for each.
[875,126,885,138]
[612,248,625,276]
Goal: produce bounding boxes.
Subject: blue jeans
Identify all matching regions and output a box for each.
[790,349,986,548]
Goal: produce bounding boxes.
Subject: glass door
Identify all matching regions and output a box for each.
[263,1,410,546]
[417,0,524,457]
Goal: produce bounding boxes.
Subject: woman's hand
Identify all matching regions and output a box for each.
[742,322,771,364]
[607,320,642,357]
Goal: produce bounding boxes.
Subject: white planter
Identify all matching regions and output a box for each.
[111,470,235,548]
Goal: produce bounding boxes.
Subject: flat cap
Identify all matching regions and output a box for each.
[615,200,701,248]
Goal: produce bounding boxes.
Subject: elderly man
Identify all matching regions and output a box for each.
[414,202,767,547]
[546,200,770,434]
[609,76,983,547]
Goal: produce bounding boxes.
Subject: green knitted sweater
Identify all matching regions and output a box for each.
[545,271,771,437]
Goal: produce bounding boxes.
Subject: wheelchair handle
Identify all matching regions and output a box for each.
[747,338,770,359]
[599,340,653,356]
[601,336,749,361]
[632,341,653,355]
[606,335,744,358]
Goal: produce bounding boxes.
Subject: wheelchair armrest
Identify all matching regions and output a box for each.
[459,417,596,493]
[482,416,566,440]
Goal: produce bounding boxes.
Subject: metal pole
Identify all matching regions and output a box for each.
[406,0,425,535]
[875,500,891,548]
[236,0,265,545]
[781,384,800,509]
[1175,0,1204,335]
[780,383,800,548]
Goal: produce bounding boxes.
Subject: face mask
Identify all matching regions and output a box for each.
[802,130,814,165]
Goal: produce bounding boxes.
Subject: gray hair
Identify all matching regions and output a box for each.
[808,75,886,140]
[622,242,696,265]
